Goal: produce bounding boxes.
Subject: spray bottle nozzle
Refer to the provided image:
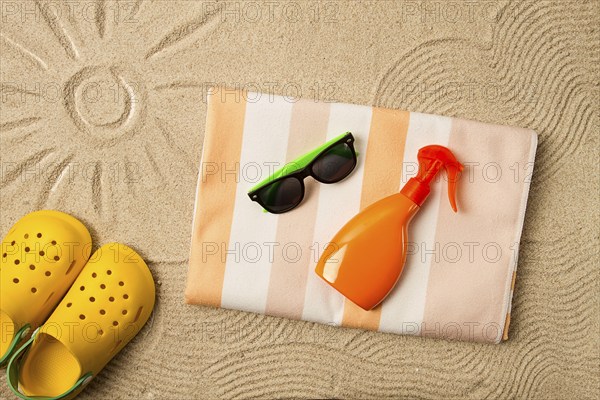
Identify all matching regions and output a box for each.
[401,145,464,212]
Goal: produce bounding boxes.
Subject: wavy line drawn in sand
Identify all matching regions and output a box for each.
[374,2,596,185]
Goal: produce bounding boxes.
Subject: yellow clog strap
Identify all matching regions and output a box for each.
[0,324,30,367]
[6,328,92,400]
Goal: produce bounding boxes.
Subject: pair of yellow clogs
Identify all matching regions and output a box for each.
[1,210,155,399]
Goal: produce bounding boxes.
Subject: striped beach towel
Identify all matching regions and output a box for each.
[185,88,537,344]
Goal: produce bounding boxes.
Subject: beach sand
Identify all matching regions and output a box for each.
[0,1,598,398]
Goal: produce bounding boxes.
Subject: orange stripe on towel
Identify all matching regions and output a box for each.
[341,107,410,331]
[185,89,247,306]
[265,100,331,319]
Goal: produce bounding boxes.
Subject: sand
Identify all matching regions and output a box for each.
[0,0,598,399]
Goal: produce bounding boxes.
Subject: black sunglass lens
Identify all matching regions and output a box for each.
[311,142,356,183]
[256,177,303,213]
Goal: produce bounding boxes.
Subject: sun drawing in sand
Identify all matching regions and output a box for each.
[1,1,221,255]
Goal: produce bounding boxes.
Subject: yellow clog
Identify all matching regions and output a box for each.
[1,210,92,366]
[7,243,155,399]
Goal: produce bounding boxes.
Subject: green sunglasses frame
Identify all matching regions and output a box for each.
[248,132,357,213]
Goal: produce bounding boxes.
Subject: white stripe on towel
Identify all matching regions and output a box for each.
[378,112,452,335]
[221,94,293,313]
[301,102,373,325]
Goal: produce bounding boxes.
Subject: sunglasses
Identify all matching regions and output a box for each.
[248,132,357,214]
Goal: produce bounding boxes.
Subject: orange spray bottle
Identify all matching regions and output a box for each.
[315,145,464,310]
